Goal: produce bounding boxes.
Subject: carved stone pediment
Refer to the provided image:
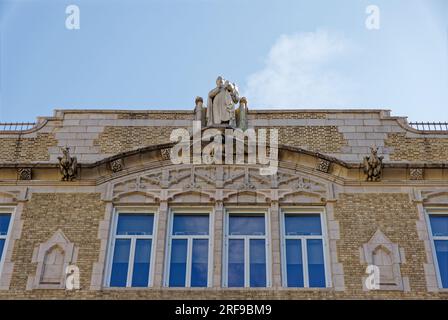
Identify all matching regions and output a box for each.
[0,191,20,204]
[279,190,326,204]
[422,191,448,205]
[223,190,270,204]
[167,190,215,203]
[113,190,159,204]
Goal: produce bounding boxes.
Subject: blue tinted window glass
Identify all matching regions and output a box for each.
[228,239,244,287]
[169,239,187,287]
[0,240,5,261]
[0,214,11,236]
[229,215,265,236]
[435,240,448,288]
[430,215,448,237]
[131,239,151,287]
[286,239,303,287]
[191,239,208,287]
[110,239,131,287]
[285,214,321,236]
[117,214,154,235]
[250,239,266,287]
[307,239,326,288]
[173,215,209,235]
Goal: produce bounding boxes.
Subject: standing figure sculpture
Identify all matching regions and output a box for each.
[206,76,240,127]
[236,97,248,131]
[363,146,384,182]
[58,147,78,181]
[194,96,206,127]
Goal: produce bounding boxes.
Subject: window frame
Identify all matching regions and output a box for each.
[164,207,214,288]
[0,206,15,279]
[105,207,158,288]
[223,207,271,288]
[280,207,331,288]
[425,207,448,289]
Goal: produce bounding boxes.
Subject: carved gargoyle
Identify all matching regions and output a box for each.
[363,146,384,182]
[58,147,77,181]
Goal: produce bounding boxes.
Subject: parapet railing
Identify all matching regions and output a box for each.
[0,122,37,132]
[408,122,448,132]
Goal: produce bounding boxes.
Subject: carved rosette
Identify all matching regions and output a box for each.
[110,159,124,173]
[409,168,424,181]
[160,148,171,161]
[17,168,32,180]
[316,159,331,173]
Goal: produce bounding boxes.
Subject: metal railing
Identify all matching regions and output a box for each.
[0,122,36,132]
[408,122,448,131]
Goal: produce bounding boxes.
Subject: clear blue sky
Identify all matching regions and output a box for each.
[0,0,447,122]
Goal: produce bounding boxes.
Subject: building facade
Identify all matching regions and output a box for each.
[0,106,448,299]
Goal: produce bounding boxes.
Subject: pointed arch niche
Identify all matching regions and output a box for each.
[361,229,409,291]
[27,230,78,290]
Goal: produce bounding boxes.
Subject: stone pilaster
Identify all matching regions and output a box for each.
[270,200,281,287]
[153,200,168,287]
[213,200,224,288]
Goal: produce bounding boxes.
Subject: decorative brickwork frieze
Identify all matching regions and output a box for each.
[0,133,57,162]
[386,133,448,162]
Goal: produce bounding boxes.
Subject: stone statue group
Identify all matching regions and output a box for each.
[195,76,248,130]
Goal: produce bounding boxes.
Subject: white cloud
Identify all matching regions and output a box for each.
[243,30,355,108]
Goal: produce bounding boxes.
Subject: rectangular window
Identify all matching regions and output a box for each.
[109,212,155,287]
[225,212,269,287]
[0,213,12,267]
[167,213,211,287]
[282,211,328,288]
[428,212,448,288]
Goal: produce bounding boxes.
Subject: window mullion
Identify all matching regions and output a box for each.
[186,237,193,287]
[127,238,136,287]
[302,238,309,288]
[245,237,250,288]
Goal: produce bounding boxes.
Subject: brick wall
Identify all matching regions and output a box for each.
[0,192,446,299]
[386,133,448,162]
[333,193,434,298]
[0,133,57,162]
[5,193,105,296]
[93,126,184,154]
[267,126,347,153]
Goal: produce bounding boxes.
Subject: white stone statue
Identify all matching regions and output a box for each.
[206,76,240,127]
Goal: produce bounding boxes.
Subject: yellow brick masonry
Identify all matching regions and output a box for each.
[0,192,447,299]
[7,193,105,294]
[93,125,348,155]
[386,133,448,162]
[268,126,347,153]
[0,133,57,162]
[93,126,186,154]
